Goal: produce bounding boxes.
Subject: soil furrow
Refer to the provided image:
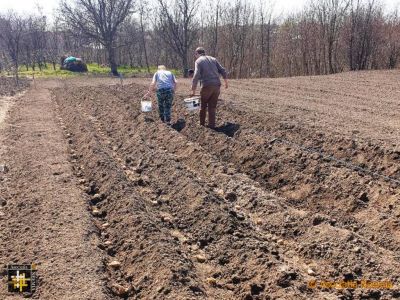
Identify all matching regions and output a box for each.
[53,85,326,299]
[54,92,205,299]
[53,82,399,299]
[1,71,399,299]
[171,95,400,254]
[0,85,112,300]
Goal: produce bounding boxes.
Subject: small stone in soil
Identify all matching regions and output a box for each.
[108,260,121,268]
[194,254,206,263]
[0,164,9,173]
[92,208,101,216]
[255,218,263,225]
[307,268,315,275]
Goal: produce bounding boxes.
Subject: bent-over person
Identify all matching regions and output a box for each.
[146,65,177,125]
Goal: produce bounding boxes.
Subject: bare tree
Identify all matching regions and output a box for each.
[48,17,63,71]
[347,0,382,70]
[138,0,150,73]
[384,10,400,69]
[221,0,252,78]
[156,0,199,77]
[26,15,47,71]
[0,12,26,82]
[119,19,139,68]
[259,0,274,77]
[312,0,350,74]
[60,0,135,75]
[1,0,399,80]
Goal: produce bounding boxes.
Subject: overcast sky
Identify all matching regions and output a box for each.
[2,0,400,20]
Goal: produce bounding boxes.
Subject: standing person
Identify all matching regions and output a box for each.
[190,47,228,129]
[145,65,177,125]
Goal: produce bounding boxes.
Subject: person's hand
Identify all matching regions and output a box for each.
[224,80,229,89]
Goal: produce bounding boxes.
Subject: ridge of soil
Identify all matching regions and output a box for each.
[0,83,113,300]
[1,71,399,299]
[49,77,400,299]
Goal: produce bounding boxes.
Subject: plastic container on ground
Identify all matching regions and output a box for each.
[141,100,152,112]
[184,96,200,111]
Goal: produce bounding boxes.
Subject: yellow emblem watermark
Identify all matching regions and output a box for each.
[7,264,37,294]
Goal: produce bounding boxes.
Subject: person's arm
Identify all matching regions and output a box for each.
[191,61,201,96]
[173,74,177,92]
[223,78,228,89]
[145,73,157,96]
[215,59,228,89]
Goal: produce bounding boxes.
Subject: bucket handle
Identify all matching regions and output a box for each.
[141,94,154,102]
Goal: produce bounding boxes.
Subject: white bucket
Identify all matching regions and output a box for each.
[184,96,200,111]
[141,100,152,112]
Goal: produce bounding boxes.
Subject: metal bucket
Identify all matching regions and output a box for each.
[184,96,200,111]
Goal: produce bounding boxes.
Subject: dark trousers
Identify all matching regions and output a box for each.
[200,85,220,129]
[156,88,174,122]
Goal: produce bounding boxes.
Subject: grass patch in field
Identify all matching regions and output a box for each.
[6,63,181,78]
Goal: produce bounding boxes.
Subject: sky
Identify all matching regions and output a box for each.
[1,0,400,21]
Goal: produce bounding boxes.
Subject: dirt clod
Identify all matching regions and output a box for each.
[225,192,238,202]
[276,266,298,287]
[91,193,103,204]
[250,283,265,295]
[358,191,369,202]
[194,254,206,263]
[111,283,130,296]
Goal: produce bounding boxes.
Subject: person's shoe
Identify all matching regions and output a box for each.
[166,121,172,126]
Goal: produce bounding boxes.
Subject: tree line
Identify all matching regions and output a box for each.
[0,0,399,79]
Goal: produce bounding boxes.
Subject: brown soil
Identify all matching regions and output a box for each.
[0,77,30,128]
[0,77,30,97]
[0,81,112,299]
[0,71,399,299]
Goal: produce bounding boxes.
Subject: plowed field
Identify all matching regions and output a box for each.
[0,71,399,299]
